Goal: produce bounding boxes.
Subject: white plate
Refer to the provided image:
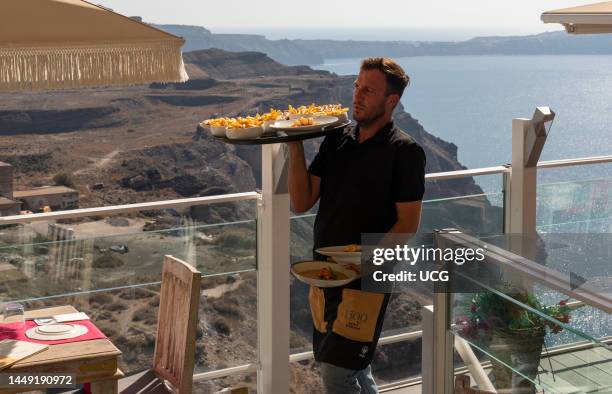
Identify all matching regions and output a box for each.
[36,324,74,335]
[329,113,349,125]
[316,245,362,265]
[271,116,338,132]
[262,120,276,133]
[26,324,88,341]
[226,126,263,140]
[291,261,358,288]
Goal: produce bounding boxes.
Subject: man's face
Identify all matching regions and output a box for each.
[352,69,392,125]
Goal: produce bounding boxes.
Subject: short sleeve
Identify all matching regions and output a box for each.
[392,143,426,202]
[308,135,336,178]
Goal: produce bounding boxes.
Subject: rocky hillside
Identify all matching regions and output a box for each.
[183,49,327,80]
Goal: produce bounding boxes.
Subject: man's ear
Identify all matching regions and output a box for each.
[387,94,400,109]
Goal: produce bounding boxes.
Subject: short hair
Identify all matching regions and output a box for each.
[360,57,410,97]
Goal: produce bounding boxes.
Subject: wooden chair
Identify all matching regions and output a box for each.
[119,255,202,394]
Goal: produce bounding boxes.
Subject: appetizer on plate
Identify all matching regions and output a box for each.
[291,261,358,288]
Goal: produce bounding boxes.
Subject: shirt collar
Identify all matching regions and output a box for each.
[348,121,395,144]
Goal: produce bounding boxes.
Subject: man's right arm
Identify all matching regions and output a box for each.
[287,142,321,213]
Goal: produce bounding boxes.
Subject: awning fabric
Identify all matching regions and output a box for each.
[541,1,612,34]
[0,0,188,90]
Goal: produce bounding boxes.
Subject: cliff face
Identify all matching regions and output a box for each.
[155,23,612,66]
[183,49,328,80]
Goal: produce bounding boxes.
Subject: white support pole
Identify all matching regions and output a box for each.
[432,293,454,394]
[454,336,496,392]
[507,107,554,237]
[421,305,435,394]
[257,143,290,393]
[431,230,462,394]
[508,118,537,235]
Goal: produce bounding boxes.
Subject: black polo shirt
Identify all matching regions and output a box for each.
[309,121,426,251]
[306,121,426,370]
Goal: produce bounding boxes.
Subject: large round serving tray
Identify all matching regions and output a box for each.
[210,119,352,145]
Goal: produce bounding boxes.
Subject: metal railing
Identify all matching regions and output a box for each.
[0,192,261,225]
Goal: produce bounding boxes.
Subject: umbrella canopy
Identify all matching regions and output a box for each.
[0,0,188,90]
[541,1,612,34]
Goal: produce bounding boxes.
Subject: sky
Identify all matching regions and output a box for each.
[95,0,582,40]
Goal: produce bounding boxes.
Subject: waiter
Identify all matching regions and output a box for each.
[288,57,426,393]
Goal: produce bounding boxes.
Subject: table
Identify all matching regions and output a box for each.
[0,305,122,393]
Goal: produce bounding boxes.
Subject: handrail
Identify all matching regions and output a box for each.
[424,154,612,182]
[0,192,261,225]
[426,166,508,181]
[538,154,612,169]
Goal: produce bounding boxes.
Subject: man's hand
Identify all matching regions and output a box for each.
[287,141,321,213]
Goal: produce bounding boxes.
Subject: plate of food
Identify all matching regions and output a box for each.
[291,261,358,288]
[316,244,362,264]
[270,116,338,132]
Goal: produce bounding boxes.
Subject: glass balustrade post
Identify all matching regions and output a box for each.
[256,143,290,393]
[432,230,456,394]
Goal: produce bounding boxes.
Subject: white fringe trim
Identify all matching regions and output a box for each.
[0,40,189,91]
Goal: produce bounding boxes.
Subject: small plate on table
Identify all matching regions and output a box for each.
[26,323,88,341]
[291,261,358,288]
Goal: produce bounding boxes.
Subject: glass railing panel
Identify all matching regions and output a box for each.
[474,232,612,343]
[452,287,612,393]
[0,200,258,376]
[371,338,422,385]
[423,174,504,235]
[537,163,612,233]
[445,232,612,393]
[197,271,257,375]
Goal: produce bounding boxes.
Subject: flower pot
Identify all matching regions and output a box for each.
[488,327,545,393]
